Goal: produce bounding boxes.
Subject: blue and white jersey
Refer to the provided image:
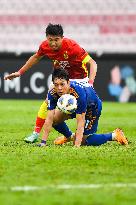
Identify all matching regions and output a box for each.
[47,81,101,115]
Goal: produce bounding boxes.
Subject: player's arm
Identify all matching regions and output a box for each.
[38,92,57,146]
[71,41,97,86]
[87,57,97,86]
[74,113,85,147]
[4,53,43,80]
[40,109,55,143]
[82,55,97,86]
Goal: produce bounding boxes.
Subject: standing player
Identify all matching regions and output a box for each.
[38,68,128,147]
[4,23,97,143]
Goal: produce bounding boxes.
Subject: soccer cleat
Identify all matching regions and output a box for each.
[24,132,39,143]
[54,133,75,145]
[113,128,128,145]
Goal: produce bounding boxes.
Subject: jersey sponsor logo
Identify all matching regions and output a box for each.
[53,60,70,69]
[59,61,70,69]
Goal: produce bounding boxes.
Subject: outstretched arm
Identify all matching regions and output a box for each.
[4,53,43,80]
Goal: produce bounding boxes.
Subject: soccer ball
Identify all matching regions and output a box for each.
[57,94,77,114]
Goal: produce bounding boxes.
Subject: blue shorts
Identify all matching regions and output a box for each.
[71,99,102,136]
[84,99,102,135]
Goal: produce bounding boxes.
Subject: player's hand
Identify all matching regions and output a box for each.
[74,144,81,148]
[74,140,81,148]
[4,72,20,80]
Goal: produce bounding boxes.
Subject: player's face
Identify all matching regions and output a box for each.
[47,35,63,51]
[53,78,70,96]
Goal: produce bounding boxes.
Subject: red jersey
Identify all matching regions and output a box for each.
[37,38,90,79]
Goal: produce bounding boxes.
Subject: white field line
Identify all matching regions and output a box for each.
[0,183,136,192]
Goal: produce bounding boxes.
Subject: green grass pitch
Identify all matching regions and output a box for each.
[0,100,136,205]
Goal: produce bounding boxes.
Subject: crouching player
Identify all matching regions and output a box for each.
[38,68,128,147]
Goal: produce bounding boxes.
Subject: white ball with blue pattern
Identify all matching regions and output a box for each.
[57,94,77,114]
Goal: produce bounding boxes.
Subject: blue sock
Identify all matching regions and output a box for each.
[86,133,112,146]
[53,122,72,138]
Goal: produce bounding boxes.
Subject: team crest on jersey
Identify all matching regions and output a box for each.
[63,51,69,59]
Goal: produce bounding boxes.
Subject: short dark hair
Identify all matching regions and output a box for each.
[52,68,69,82]
[46,23,63,37]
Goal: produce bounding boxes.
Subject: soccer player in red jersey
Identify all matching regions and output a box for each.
[4,23,97,143]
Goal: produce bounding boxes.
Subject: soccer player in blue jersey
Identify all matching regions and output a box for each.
[38,68,128,147]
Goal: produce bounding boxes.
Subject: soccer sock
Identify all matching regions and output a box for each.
[53,122,72,138]
[34,101,48,134]
[86,133,112,146]
[34,117,45,133]
[112,132,116,140]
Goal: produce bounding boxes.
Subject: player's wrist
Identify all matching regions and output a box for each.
[88,79,94,86]
[37,140,46,147]
[18,68,25,75]
[41,140,46,144]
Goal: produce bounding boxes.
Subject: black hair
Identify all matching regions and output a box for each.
[46,23,63,37]
[52,68,69,82]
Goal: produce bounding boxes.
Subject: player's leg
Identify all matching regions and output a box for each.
[53,109,75,145]
[82,113,111,146]
[83,98,102,136]
[84,128,128,146]
[83,101,128,146]
[24,100,48,143]
[84,133,112,146]
[82,99,108,145]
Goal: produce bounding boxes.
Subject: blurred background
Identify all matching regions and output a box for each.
[0,0,136,102]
